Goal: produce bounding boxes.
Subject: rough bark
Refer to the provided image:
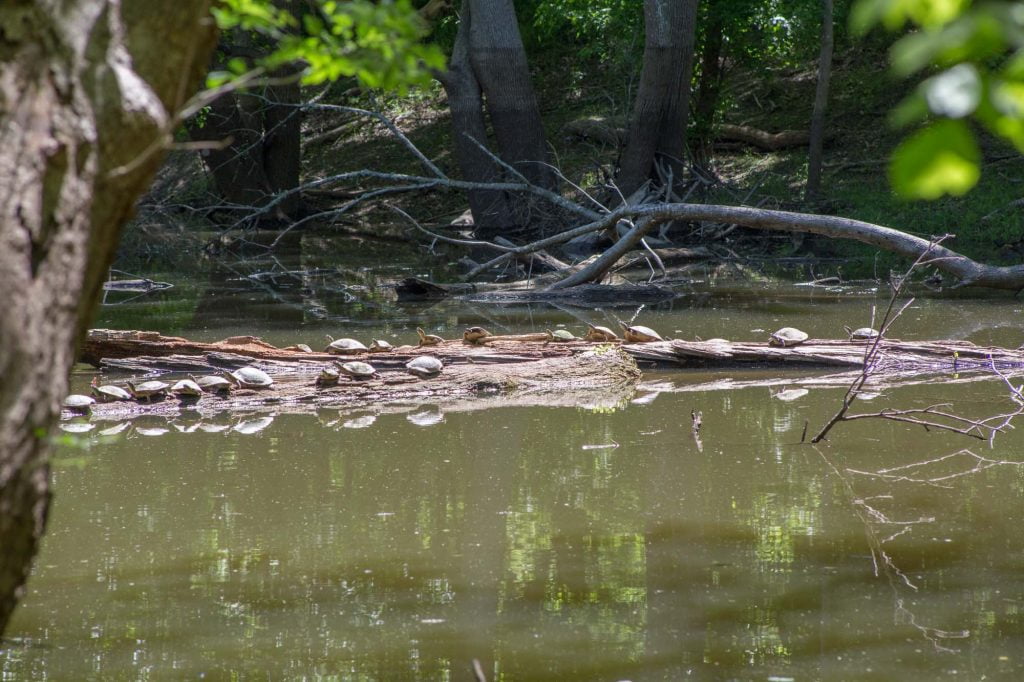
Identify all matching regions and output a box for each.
[618,0,699,196]
[438,0,553,238]
[438,0,514,234]
[467,0,553,191]
[806,0,834,200]
[0,0,217,635]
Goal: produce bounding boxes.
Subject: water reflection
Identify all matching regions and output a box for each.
[7,375,1024,679]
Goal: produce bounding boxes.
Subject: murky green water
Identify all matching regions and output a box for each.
[4,255,1024,679]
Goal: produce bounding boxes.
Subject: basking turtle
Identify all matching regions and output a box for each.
[127,379,170,402]
[223,366,274,389]
[190,374,232,394]
[416,327,445,347]
[844,325,880,341]
[768,327,809,348]
[584,324,618,342]
[406,356,443,378]
[619,321,664,343]
[284,343,314,353]
[90,377,131,402]
[315,365,341,387]
[63,394,96,413]
[170,378,204,399]
[368,339,394,353]
[462,326,492,344]
[547,329,577,342]
[324,336,368,355]
[338,361,377,379]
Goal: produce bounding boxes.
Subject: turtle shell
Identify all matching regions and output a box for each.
[549,329,576,342]
[325,338,368,354]
[192,375,232,393]
[229,367,273,388]
[463,326,491,343]
[91,380,131,402]
[368,339,394,353]
[769,327,809,347]
[339,361,377,378]
[620,322,663,343]
[406,356,443,378]
[171,379,203,397]
[64,394,96,411]
[129,380,170,398]
[315,366,341,387]
[846,326,880,340]
[584,324,618,342]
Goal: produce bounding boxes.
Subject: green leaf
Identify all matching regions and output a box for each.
[889,120,980,199]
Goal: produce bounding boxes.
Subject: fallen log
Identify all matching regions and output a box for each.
[70,332,641,421]
[394,278,677,304]
[621,337,1024,372]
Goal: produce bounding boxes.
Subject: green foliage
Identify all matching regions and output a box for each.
[210,0,445,91]
[855,0,1024,198]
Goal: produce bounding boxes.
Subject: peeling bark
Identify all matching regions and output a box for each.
[0,0,216,634]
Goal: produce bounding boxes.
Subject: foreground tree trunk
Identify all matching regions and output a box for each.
[0,0,217,635]
[618,0,700,196]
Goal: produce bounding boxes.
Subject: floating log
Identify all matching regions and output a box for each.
[71,330,1024,422]
[71,329,641,420]
[621,338,1024,372]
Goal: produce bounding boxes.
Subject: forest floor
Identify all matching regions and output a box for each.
[123,41,1024,279]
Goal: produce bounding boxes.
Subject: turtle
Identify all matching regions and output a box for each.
[190,374,233,394]
[90,377,131,402]
[368,339,394,353]
[338,361,377,379]
[844,325,881,341]
[284,343,314,353]
[170,378,204,399]
[126,380,170,402]
[547,329,577,342]
[768,327,809,348]
[462,326,492,344]
[416,327,445,347]
[619,321,664,343]
[223,366,274,389]
[406,356,443,378]
[584,324,619,342]
[63,394,96,413]
[324,336,368,355]
[315,365,341,387]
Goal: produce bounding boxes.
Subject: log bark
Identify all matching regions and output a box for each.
[0,0,217,635]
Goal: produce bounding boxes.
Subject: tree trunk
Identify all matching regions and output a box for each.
[618,0,699,196]
[468,0,553,192]
[187,39,303,219]
[691,10,724,167]
[439,0,553,238]
[439,0,516,235]
[806,0,834,201]
[0,0,217,635]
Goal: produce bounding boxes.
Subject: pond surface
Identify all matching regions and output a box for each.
[3,253,1024,680]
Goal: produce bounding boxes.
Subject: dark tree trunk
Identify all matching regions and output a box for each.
[439,0,553,238]
[0,0,217,635]
[691,10,725,167]
[805,0,834,201]
[439,0,516,235]
[187,44,303,219]
[468,0,554,192]
[618,0,699,196]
